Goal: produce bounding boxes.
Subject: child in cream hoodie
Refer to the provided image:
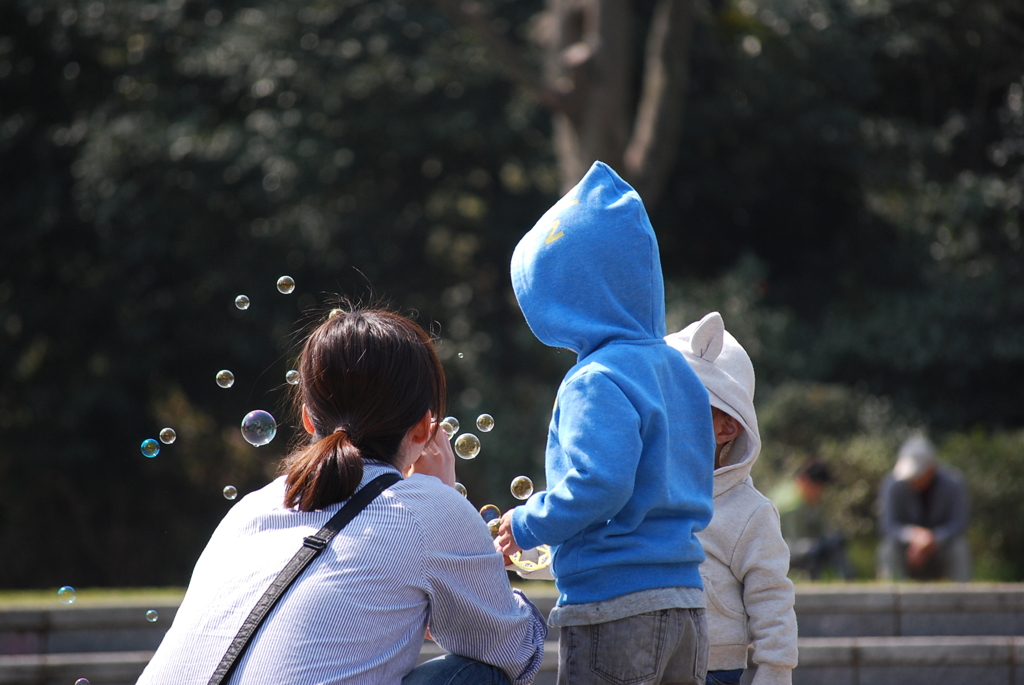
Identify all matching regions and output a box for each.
[667,312,798,685]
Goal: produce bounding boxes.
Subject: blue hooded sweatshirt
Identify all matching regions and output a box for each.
[510,161,714,607]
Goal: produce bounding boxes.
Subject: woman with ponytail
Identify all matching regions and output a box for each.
[139,306,548,685]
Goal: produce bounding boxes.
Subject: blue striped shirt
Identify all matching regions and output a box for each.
[138,463,548,685]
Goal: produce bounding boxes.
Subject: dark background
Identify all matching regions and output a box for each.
[2,0,1024,587]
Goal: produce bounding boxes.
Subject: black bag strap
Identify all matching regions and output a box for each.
[208,471,402,685]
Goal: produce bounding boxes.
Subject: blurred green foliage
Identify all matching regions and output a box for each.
[1,0,1023,587]
[753,382,1024,580]
[943,429,1024,580]
[0,0,566,588]
[670,0,1024,430]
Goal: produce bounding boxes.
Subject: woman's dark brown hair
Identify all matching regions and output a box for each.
[280,306,446,511]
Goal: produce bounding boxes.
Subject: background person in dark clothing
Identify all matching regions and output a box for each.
[770,458,853,580]
[877,435,972,581]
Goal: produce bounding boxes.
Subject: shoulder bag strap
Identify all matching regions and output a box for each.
[208,471,402,685]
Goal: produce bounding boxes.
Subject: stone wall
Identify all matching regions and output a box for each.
[3,584,1024,685]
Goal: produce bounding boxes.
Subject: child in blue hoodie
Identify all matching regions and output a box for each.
[495,161,715,685]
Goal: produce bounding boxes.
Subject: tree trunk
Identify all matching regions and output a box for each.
[622,0,696,205]
[432,0,696,209]
[543,0,634,189]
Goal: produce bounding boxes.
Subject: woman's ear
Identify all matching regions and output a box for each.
[301,405,316,435]
[408,411,433,445]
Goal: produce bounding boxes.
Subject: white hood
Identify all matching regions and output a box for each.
[665,312,760,496]
[667,313,797,683]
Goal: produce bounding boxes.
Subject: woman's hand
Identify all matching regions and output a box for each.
[494,509,523,556]
[406,423,457,488]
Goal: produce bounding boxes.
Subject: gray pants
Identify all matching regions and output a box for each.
[877,535,972,581]
[557,608,708,685]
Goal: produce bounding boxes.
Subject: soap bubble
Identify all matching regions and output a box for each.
[216,369,235,388]
[223,485,238,500]
[457,352,464,359]
[75,679,90,685]
[475,414,494,432]
[277,275,295,294]
[140,439,160,458]
[487,518,501,537]
[145,609,159,623]
[241,410,277,446]
[442,416,460,436]
[58,586,76,604]
[159,427,176,444]
[285,369,300,385]
[479,504,501,522]
[510,476,534,500]
[454,433,480,459]
[234,295,250,310]
[454,482,467,497]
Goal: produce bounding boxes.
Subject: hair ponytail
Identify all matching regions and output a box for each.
[280,306,446,512]
[283,430,364,511]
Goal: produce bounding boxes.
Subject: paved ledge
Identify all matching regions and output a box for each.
[0,605,178,656]
[0,650,152,685]
[5,582,1024,685]
[794,636,1024,685]
[794,583,1024,613]
[0,644,560,685]
[794,583,1024,637]
[798,636,1024,667]
[0,605,180,632]
[5,638,1024,685]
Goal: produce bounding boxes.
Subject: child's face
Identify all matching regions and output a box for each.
[710,407,744,469]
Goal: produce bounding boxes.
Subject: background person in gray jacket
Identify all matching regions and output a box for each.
[877,434,972,581]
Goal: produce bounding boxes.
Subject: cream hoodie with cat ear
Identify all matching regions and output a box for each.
[666,312,798,685]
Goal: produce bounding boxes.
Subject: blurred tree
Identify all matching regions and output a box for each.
[793,0,1024,428]
[432,0,695,207]
[2,0,1024,588]
[942,429,1024,580]
[0,0,564,588]
[657,0,1024,428]
[434,0,1024,428]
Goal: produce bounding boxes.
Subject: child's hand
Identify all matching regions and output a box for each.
[406,423,457,488]
[494,509,523,556]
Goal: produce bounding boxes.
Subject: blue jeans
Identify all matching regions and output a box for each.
[402,654,511,685]
[706,669,744,685]
[557,608,708,685]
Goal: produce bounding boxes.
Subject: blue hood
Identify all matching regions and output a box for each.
[509,162,714,606]
[511,162,666,357]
